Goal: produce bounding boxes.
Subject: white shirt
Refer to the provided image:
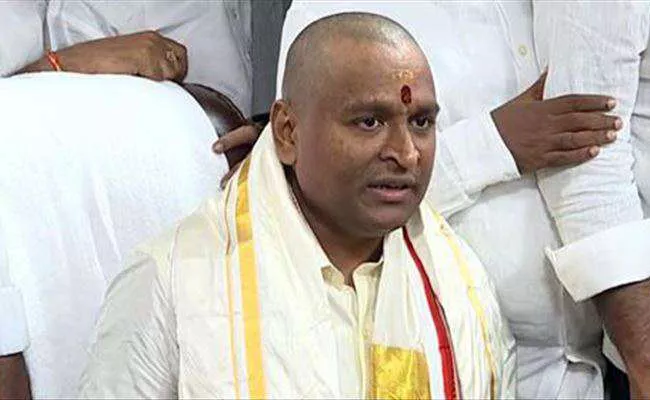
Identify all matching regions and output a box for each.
[0,1,48,358]
[321,262,382,399]
[46,0,253,115]
[533,2,650,300]
[0,73,227,397]
[532,1,650,371]
[278,2,602,398]
[0,0,47,76]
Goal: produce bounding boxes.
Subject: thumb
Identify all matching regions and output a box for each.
[521,70,547,102]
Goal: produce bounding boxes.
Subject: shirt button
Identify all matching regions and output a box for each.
[518,45,528,57]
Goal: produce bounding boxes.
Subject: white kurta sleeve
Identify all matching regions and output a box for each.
[427,112,520,218]
[79,250,178,398]
[533,1,650,301]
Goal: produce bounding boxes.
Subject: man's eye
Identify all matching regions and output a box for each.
[410,116,434,130]
[356,117,381,130]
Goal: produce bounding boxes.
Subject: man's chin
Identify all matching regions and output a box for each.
[362,207,416,235]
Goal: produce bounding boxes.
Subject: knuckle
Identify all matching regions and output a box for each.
[139,31,158,43]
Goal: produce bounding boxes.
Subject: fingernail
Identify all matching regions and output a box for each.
[615,118,623,129]
[589,146,600,157]
[213,141,224,153]
[607,98,617,109]
[606,130,618,141]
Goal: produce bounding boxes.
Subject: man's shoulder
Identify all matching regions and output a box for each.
[134,197,225,267]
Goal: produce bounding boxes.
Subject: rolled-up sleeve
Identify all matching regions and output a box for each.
[533,1,650,301]
[0,287,29,356]
[427,111,520,217]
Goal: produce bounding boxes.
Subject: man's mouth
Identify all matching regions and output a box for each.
[367,178,417,203]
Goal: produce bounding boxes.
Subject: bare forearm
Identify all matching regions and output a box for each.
[0,352,31,399]
[15,57,54,75]
[596,279,650,395]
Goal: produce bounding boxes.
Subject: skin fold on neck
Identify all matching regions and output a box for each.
[288,172,382,287]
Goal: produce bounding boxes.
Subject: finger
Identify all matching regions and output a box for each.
[159,55,177,81]
[544,94,617,114]
[158,46,182,81]
[140,63,165,81]
[555,112,622,132]
[213,125,260,154]
[164,40,188,81]
[553,129,618,150]
[544,146,600,168]
[528,71,548,101]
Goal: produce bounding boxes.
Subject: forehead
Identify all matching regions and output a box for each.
[320,39,435,106]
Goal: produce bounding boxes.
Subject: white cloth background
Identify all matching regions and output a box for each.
[0,1,47,76]
[0,73,227,397]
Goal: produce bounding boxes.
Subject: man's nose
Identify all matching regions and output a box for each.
[379,124,420,170]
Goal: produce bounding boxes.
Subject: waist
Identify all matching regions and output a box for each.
[517,344,605,399]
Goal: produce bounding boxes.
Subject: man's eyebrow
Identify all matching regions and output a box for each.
[341,99,440,116]
[342,99,398,115]
[411,102,441,117]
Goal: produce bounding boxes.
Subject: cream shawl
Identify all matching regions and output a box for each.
[154,126,515,399]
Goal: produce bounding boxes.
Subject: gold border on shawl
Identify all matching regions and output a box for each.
[368,344,432,399]
[235,158,267,399]
[434,213,497,399]
[223,177,241,400]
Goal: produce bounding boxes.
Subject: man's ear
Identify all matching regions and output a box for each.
[271,99,298,166]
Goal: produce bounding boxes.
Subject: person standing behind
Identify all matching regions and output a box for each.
[36,1,252,115]
[533,2,650,396]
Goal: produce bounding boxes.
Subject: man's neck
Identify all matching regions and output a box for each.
[289,180,382,285]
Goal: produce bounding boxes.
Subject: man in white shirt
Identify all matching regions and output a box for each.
[43,0,253,115]
[273,2,636,398]
[79,12,516,399]
[533,2,650,396]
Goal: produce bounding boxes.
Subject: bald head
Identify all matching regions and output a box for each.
[281,12,425,105]
[271,11,437,243]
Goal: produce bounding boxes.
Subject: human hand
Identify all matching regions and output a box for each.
[630,370,650,400]
[0,353,31,400]
[50,31,187,81]
[491,72,621,173]
[213,124,261,188]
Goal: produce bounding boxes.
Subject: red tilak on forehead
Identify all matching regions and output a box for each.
[401,85,412,104]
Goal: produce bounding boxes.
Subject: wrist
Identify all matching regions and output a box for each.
[45,51,63,72]
[0,352,31,399]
